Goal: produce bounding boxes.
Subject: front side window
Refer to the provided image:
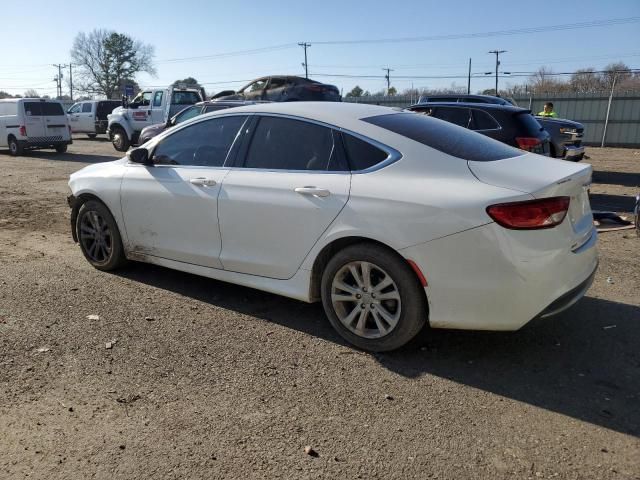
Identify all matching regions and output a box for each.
[152,116,247,167]
[81,103,92,113]
[131,91,152,106]
[243,116,340,171]
[174,105,202,124]
[68,103,81,114]
[241,79,267,93]
[153,91,164,107]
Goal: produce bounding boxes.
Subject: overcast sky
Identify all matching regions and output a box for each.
[1,0,639,97]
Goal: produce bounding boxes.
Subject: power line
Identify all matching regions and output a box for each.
[309,17,640,46]
[156,43,298,65]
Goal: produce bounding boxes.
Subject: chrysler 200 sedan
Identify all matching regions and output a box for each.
[67,102,598,352]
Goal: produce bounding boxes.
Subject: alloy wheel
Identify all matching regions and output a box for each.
[331,261,401,339]
[79,210,113,263]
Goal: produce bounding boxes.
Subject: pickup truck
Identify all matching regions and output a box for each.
[67,100,122,138]
[107,86,203,151]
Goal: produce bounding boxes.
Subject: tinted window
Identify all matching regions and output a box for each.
[471,110,500,130]
[267,77,287,90]
[432,107,471,128]
[174,105,202,124]
[342,133,389,171]
[24,102,42,116]
[41,103,65,116]
[153,116,247,167]
[244,117,339,171]
[204,105,232,113]
[363,112,522,162]
[515,112,544,136]
[81,103,92,113]
[171,91,200,105]
[153,91,163,107]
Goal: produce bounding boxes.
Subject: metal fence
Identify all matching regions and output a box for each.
[344,91,640,147]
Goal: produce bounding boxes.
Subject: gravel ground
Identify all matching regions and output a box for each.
[0,137,638,480]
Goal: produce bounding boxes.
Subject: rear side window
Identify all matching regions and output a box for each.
[81,103,92,113]
[515,112,544,136]
[41,103,65,116]
[243,117,344,171]
[342,133,389,171]
[171,91,201,105]
[431,107,471,128]
[24,102,42,116]
[471,110,500,130]
[363,112,522,162]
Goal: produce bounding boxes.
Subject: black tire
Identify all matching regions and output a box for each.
[321,243,427,352]
[76,200,127,271]
[55,144,67,153]
[87,134,97,139]
[111,127,130,152]
[8,137,23,156]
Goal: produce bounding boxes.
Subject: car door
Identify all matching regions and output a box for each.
[77,102,95,132]
[264,77,288,101]
[129,91,153,131]
[218,115,351,279]
[120,115,249,268]
[150,91,165,124]
[23,101,46,138]
[67,103,81,131]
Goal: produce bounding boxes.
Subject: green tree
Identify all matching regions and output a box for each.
[387,86,397,96]
[346,85,364,97]
[172,77,200,87]
[71,29,155,99]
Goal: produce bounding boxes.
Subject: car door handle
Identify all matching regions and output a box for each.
[190,177,216,187]
[294,186,330,197]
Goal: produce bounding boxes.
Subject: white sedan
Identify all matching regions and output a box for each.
[68,102,598,351]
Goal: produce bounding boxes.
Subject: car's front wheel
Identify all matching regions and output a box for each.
[110,127,130,152]
[321,243,427,352]
[76,200,127,271]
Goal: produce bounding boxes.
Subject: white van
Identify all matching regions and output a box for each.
[0,98,72,156]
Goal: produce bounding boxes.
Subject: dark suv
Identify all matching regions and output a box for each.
[416,94,584,160]
[407,102,551,156]
[212,76,341,102]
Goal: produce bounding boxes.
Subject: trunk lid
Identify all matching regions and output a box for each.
[469,154,594,242]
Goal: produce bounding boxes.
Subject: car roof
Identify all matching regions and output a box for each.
[421,94,510,103]
[409,102,528,113]
[204,101,400,126]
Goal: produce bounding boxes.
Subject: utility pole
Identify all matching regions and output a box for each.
[382,67,393,94]
[488,50,506,95]
[69,64,74,102]
[52,64,68,99]
[467,58,472,94]
[298,42,311,79]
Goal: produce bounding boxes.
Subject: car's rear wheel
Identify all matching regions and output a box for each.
[8,137,23,156]
[55,144,67,153]
[111,127,130,152]
[321,243,427,352]
[76,200,127,271]
[87,133,97,139]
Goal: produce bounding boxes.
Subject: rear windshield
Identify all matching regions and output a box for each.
[171,91,201,105]
[25,102,64,116]
[362,112,522,162]
[515,112,544,136]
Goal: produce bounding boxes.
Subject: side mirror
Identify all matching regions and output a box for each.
[127,147,151,165]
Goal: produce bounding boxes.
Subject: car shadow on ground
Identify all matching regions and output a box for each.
[4,150,120,164]
[590,193,637,213]
[117,263,639,438]
[592,170,640,188]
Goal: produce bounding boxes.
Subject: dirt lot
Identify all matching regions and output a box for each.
[0,137,638,479]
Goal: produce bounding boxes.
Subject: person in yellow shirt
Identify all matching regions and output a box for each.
[538,102,558,118]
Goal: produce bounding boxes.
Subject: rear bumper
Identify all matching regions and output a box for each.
[563,144,585,161]
[400,222,598,331]
[19,138,72,148]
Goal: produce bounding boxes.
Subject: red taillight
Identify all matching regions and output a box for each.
[19,126,26,136]
[305,84,327,92]
[487,197,570,230]
[515,137,541,151]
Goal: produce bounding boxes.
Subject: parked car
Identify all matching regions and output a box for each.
[67,100,122,138]
[107,86,203,151]
[212,76,341,102]
[416,94,585,160]
[138,100,267,145]
[0,98,72,155]
[68,102,597,352]
[407,102,551,156]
